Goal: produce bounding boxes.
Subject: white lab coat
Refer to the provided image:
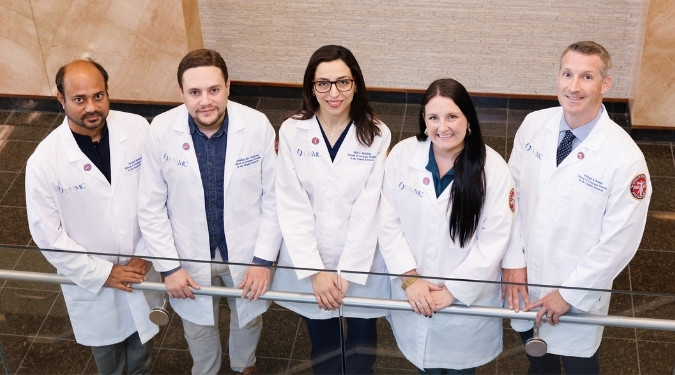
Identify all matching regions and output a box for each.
[505,106,652,357]
[271,116,391,319]
[25,111,159,346]
[138,101,281,327]
[379,137,514,370]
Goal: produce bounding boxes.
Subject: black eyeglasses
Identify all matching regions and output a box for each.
[313,79,355,93]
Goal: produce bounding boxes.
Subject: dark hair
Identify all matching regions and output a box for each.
[295,45,380,146]
[177,49,229,89]
[417,78,486,247]
[55,58,109,95]
[561,41,612,78]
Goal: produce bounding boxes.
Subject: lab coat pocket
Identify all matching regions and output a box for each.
[230,167,262,218]
[168,218,192,261]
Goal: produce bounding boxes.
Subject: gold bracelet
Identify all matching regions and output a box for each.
[401,273,419,290]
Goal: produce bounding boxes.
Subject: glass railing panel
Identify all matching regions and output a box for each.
[1,249,674,374]
[267,265,342,373]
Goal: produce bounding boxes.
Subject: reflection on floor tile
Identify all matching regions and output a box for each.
[599,337,640,374]
[637,340,675,375]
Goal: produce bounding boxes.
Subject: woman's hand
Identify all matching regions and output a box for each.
[404,277,443,317]
[430,286,455,310]
[310,272,344,311]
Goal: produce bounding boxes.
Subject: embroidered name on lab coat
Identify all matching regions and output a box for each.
[348,151,376,162]
[58,183,87,194]
[577,174,608,193]
[297,149,321,157]
[398,181,424,198]
[235,154,261,168]
[124,157,142,172]
[163,153,188,167]
[524,142,544,160]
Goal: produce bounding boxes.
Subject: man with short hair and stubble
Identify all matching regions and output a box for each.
[502,41,652,374]
[137,49,281,375]
[26,58,159,374]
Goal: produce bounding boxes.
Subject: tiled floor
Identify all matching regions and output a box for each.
[0,93,673,374]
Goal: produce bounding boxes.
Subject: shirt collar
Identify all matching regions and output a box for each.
[559,105,604,142]
[188,113,229,137]
[425,144,455,179]
[71,122,109,144]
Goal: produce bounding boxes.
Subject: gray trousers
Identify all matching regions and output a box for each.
[182,262,262,375]
[90,331,152,375]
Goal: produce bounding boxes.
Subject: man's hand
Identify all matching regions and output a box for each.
[126,257,152,274]
[310,272,344,311]
[239,265,270,301]
[164,269,200,299]
[502,267,530,312]
[527,289,571,326]
[104,264,146,292]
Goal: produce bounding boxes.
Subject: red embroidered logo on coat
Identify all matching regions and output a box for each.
[630,174,647,199]
[509,188,516,212]
[312,137,320,145]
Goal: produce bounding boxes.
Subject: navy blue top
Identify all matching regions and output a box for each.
[317,118,352,161]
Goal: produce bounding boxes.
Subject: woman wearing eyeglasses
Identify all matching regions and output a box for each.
[379,78,515,374]
[271,45,391,374]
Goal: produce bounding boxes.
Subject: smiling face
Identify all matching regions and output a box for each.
[423,95,469,157]
[57,61,110,139]
[179,65,230,134]
[313,59,355,120]
[557,50,611,128]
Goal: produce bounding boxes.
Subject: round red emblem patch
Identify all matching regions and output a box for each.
[83,164,91,171]
[509,188,516,212]
[422,177,430,185]
[183,143,190,150]
[312,137,320,145]
[577,152,584,160]
[630,174,647,199]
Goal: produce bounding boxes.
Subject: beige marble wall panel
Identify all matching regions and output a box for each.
[199,0,645,98]
[0,0,52,97]
[30,0,189,103]
[631,0,675,128]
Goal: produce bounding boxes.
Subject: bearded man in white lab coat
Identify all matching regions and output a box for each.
[137,49,281,375]
[502,41,651,374]
[25,59,159,374]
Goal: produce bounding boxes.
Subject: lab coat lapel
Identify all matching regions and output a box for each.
[108,124,126,195]
[171,107,201,179]
[544,112,562,168]
[303,117,333,166]
[409,139,437,200]
[59,123,110,187]
[224,103,244,193]
[332,125,357,165]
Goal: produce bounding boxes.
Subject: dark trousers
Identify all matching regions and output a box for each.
[519,328,600,375]
[304,317,377,375]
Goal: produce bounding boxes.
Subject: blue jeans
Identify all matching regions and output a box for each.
[304,317,377,374]
[90,331,152,375]
[519,328,599,375]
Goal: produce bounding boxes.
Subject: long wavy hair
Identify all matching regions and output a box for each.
[416,78,486,247]
[294,45,380,146]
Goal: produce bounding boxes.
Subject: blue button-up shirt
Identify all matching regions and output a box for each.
[189,115,229,261]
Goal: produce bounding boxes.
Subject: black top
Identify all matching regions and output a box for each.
[72,124,111,183]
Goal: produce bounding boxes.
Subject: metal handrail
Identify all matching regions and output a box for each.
[2,269,674,331]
